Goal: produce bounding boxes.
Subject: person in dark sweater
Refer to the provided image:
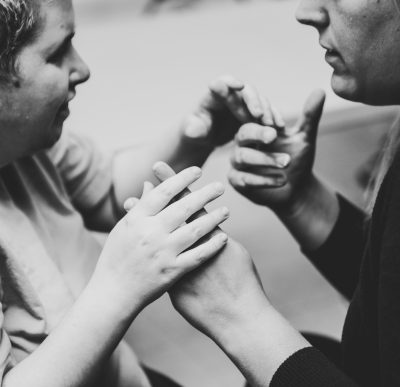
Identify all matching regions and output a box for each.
[136,0,400,385]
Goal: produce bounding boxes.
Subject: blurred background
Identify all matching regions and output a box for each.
[70,1,397,386]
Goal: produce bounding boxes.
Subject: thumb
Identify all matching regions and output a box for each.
[293,89,326,141]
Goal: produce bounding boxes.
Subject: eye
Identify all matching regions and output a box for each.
[47,40,72,64]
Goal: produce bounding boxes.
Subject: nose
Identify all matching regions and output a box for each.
[69,47,91,87]
[295,0,329,30]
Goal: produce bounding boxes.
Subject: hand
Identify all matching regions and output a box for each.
[147,163,270,343]
[181,75,275,148]
[228,89,326,214]
[93,163,230,315]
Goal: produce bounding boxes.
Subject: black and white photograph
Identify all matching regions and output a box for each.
[0,0,398,386]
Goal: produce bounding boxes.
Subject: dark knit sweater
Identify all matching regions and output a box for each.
[271,151,400,387]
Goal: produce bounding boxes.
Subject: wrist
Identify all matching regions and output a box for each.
[86,270,143,325]
[215,303,309,386]
[208,293,273,348]
[276,175,340,251]
[180,131,216,154]
[274,174,320,219]
[166,128,216,171]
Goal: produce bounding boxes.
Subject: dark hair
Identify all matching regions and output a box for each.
[0,0,41,81]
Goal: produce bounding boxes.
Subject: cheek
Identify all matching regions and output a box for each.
[34,70,69,111]
[19,57,69,109]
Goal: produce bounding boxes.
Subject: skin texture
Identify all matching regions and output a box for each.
[0,0,90,167]
[296,0,400,105]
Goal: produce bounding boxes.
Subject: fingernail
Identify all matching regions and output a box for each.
[275,116,285,128]
[263,131,275,144]
[191,166,202,177]
[276,176,286,186]
[219,233,228,243]
[261,115,274,127]
[252,106,264,119]
[123,198,137,211]
[276,154,291,168]
[152,161,164,172]
[221,207,230,217]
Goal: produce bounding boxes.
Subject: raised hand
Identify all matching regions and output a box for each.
[228,89,326,214]
[93,163,230,315]
[181,75,273,148]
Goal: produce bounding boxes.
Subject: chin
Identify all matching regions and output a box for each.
[331,73,400,106]
[331,74,363,103]
[45,123,64,148]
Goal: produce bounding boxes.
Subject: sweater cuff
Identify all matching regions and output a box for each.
[303,194,366,260]
[301,194,366,298]
[270,347,357,387]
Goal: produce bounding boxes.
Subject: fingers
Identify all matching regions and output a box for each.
[124,197,139,212]
[270,103,285,128]
[209,76,251,123]
[157,181,225,231]
[142,181,155,197]
[153,162,209,222]
[241,85,285,129]
[137,163,202,215]
[228,169,287,188]
[176,232,228,273]
[171,206,229,252]
[290,89,326,138]
[235,123,278,147]
[241,84,265,121]
[231,147,291,169]
[209,74,245,92]
[123,181,154,212]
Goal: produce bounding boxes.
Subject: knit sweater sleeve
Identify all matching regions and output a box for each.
[270,347,358,387]
[302,194,367,299]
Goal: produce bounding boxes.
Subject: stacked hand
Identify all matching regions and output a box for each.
[124,162,270,341]
[93,164,230,315]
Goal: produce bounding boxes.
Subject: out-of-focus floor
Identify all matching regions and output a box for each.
[71,1,398,386]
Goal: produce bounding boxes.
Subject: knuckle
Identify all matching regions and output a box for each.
[194,248,207,263]
[138,230,156,247]
[161,265,177,277]
[157,185,174,199]
[191,225,203,239]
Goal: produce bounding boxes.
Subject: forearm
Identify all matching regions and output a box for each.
[3,279,137,387]
[112,127,214,214]
[212,303,310,387]
[275,175,340,252]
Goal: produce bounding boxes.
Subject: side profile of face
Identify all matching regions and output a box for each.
[0,0,90,165]
[296,0,400,105]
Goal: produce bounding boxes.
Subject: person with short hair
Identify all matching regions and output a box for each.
[0,1,260,386]
[143,0,400,385]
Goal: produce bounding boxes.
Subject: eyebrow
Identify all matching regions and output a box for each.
[47,31,75,55]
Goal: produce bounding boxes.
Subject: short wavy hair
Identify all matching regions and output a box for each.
[0,0,41,81]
